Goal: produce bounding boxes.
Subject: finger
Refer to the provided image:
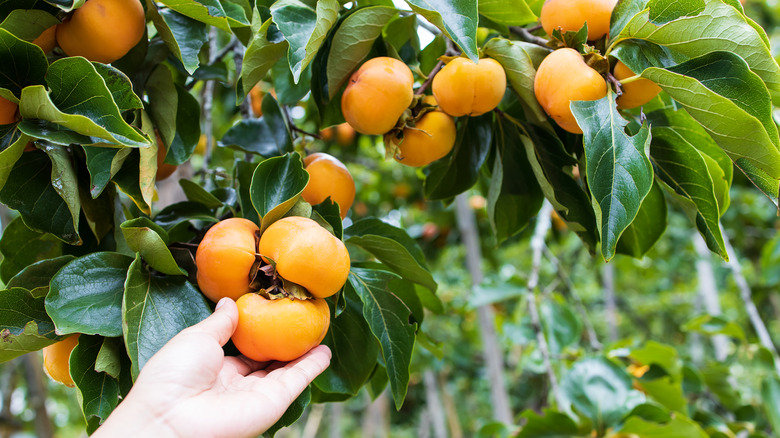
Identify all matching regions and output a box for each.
[179,297,239,346]
[267,345,332,392]
[228,355,271,376]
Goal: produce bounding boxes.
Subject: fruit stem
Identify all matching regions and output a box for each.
[281,105,322,140]
[606,72,623,96]
[509,26,553,51]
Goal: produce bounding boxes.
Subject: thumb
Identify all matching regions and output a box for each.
[182,297,239,346]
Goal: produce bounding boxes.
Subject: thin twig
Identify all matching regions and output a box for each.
[509,26,553,50]
[527,200,564,408]
[416,60,444,95]
[201,28,218,180]
[721,225,780,377]
[214,37,239,64]
[606,72,623,96]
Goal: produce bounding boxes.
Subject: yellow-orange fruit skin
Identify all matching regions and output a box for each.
[341,57,414,135]
[231,293,330,362]
[395,100,457,167]
[613,61,662,109]
[155,132,177,181]
[258,217,350,299]
[196,218,260,303]
[541,0,618,41]
[32,25,57,53]
[302,153,355,219]
[0,96,17,125]
[533,48,607,134]
[42,334,80,387]
[56,0,145,64]
[432,57,506,117]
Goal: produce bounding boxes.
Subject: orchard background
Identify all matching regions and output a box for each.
[2,0,780,436]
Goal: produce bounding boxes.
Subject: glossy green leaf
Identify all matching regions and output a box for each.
[572,94,652,261]
[168,84,201,165]
[619,415,709,438]
[92,63,143,113]
[540,295,582,354]
[761,234,780,286]
[235,161,260,224]
[615,180,667,258]
[158,0,247,32]
[43,144,81,240]
[241,18,288,96]
[147,2,208,74]
[250,153,309,231]
[70,335,120,434]
[0,216,62,283]
[349,268,416,410]
[0,9,59,42]
[41,0,85,12]
[478,0,536,26]
[123,255,211,379]
[0,28,47,95]
[6,255,75,291]
[179,179,224,209]
[220,94,293,157]
[326,6,397,99]
[682,315,746,341]
[83,146,132,198]
[121,217,185,276]
[46,252,133,337]
[271,0,340,82]
[0,287,59,362]
[0,131,30,192]
[629,340,682,378]
[516,409,580,437]
[762,377,780,436]
[404,0,479,62]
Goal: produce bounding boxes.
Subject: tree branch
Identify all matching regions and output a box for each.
[416,60,444,96]
[509,26,553,51]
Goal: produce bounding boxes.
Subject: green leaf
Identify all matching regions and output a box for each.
[92,63,144,113]
[326,6,397,99]
[168,84,201,165]
[482,37,548,124]
[761,234,780,286]
[487,119,544,243]
[46,252,133,337]
[146,64,179,154]
[41,0,85,12]
[235,161,260,224]
[121,217,186,276]
[619,415,709,438]
[0,9,59,42]
[629,340,681,378]
[250,153,309,231]
[540,295,582,354]
[43,144,82,240]
[345,218,435,292]
[83,146,132,198]
[572,94,653,261]
[70,335,120,434]
[19,58,150,147]
[271,0,340,82]
[478,0,536,26]
[0,287,59,362]
[6,255,75,291]
[0,151,80,244]
[271,57,312,105]
[263,387,310,438]
[147,2,208,74]
[614,0,780,102]
[682,314,746,341]
[0,28,47,96]
[241,18,288,96]
[641,52,780,200]
[0,216,61,283]
[636,377,686,413]
[0,131,30,192]
[424,114,493,200]
[646,108,728,257]
[516,409,580,437]
[123,255,211,379]
[179,179,224,209]
[349,268,416,410]
[762,377,780,436]
[404,0,479,62]
[111,150,151,215]
[615,180,666,258]
[219,94,293,157]
[608,0,649,47]
[560,357,645,431]
[315,286,380,396]
[158,0,248,32]
[95,337,122,379]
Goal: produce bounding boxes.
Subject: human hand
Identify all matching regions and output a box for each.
[94,297,332,438]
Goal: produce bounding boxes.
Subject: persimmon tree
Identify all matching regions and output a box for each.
[1,0,780,436]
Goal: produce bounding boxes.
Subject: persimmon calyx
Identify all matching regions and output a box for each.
[248,255,314,300]
[382,97,441,159]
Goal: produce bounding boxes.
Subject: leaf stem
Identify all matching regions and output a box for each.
[509,26,553,51]
[415,60,444,95]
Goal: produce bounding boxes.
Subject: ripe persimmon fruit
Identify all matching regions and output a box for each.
[342,57,414,135]
[533,48,607,134]
[540,0,618,41]
[613,61,661,109]
[56,0,145,64]
[393,97,457,167]
[258,216,350,299]
[231,293,330,362]
[302,153,355,219]
[0,96,17,125]
[32,25,57,53]
[432,57,506,117]
[42,334,80,387]
[155,132,177,181]
[196,218,261,302]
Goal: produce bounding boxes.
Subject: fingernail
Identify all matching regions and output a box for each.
[215,297,229,310]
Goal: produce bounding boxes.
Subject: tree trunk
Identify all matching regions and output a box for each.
[22,355,53,438]
[439,372,463,438]
[454,194,513,425]
[692,232,730,361]
[361,390,389,438]
[602,262,618,343]
[301,404,324,438]
[329,403,343,438]
[423,370,448,438]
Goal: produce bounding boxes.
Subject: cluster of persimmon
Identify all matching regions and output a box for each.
[195,216,350,362]
[534,0,662,133]
[340,55,506,167]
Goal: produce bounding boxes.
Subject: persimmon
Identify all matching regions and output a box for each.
[42,334,80,387]
[341,57,414,135]
[0,96,17,125]
[231,293,330,362]
[533,48,607,134]
[155,132,177,181]
[56,0,145,64]
[613,61,661,109]
[258,216,350,299]
[302,153,355,219]
[431,57,506,117]
[394,97,456,167]
[32,25,57,53]
[540,0,618,41]
[196,218,261,302]
[320,123,356,146]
